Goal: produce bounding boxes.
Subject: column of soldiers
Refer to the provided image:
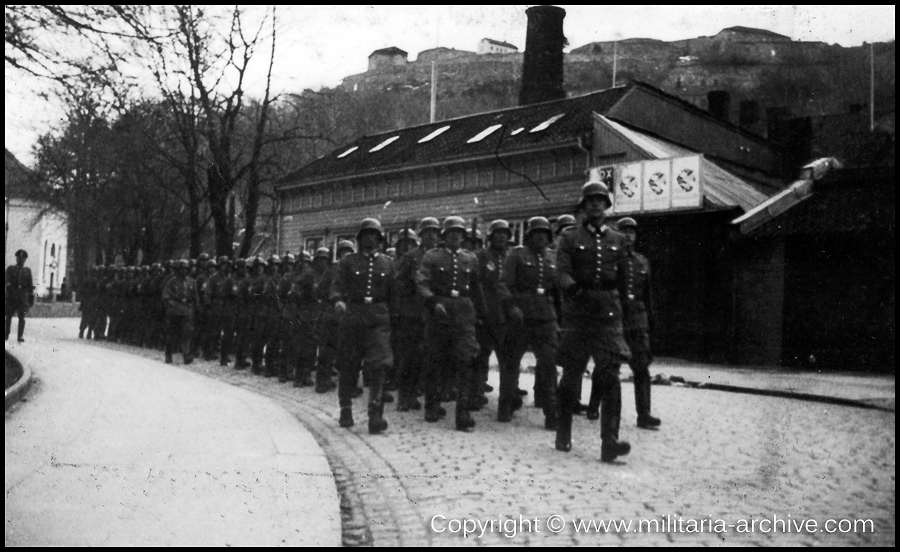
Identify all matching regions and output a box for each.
[76,178,662,462]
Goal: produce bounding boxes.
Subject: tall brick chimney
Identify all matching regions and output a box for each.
[519,5,567,106]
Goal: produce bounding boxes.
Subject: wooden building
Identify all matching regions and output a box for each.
[275,82,793,363]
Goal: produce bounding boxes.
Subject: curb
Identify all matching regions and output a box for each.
[687,381,895,412]
[5,349,34,411]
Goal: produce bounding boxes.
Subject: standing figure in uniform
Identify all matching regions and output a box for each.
[473,220,513,411]
[315,241,355,392]
[287,251,318,387]
[162,259,198,364]
[417,216,486,431]
[502,217,560,429]
[615,217,661,429]
[232,258,253,369]
[554,180,632,462]
[208,257,237,366]
[393,218,441,410]
[5,249,35,342]
[330,218,395,434]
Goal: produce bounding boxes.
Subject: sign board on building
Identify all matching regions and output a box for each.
[590,155,703,214]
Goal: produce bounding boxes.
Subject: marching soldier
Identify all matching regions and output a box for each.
[233,258,253,369]
[247,256,271,375]
[274,253,297,383]
[208,256,238,366]
[315,241,355,392]
[309,248,336,392]
[554,180,632,463]
[392,225,430,411]
[5,249,35,343]
[162,259,198,364]
[287,251,318,387]
[417,216,486,431]
[501,216,560,428]
[613,217,661,429]
[555,214,576,237]
[473,220,513,411]
[330,218,396,434]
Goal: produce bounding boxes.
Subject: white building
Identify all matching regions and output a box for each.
[477,38,518,55]
[5,149,69,298]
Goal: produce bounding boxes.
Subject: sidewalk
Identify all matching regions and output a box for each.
[4,320,341,547]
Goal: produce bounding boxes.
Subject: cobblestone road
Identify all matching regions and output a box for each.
[74,337,896,546]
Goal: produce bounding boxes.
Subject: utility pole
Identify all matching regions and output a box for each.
[870,42,875,132]
[612,40,618,87]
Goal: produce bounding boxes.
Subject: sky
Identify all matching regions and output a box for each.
[5,5,895,167]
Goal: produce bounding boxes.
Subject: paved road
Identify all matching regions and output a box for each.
[7,319,895,546]
[5,320,340,547]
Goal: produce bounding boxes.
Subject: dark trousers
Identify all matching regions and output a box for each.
[394,315,424,401]
[335,306,392,420]
[165,313,194,363]
[316,311,340,386]
[473,320,506,394]
[505,320,559,416]
[422,305,479,417]
[5,300,27,340]
[212,308,236,363]
[234,313,251,363]
[286,316,317,384]
[250,314,275,372]
[557,329,624,443]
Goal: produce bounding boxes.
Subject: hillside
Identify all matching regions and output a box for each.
[329,29,894,142]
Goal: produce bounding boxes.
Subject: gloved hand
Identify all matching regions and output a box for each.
[433,303,448,318]
[508,306,524,326]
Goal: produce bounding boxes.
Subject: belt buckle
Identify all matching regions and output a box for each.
[450,290,459,298]
[536,287,545,296]
[364,296,373,304]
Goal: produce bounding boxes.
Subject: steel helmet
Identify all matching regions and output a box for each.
[176,259,190,269]
[197,252,211,264]
[206,258,218,269]
[488,219,512,239]
[525,216,553,238]
[282,253,297,265]
[396,228,419,245]
[268,254,282,266]
[616,217,638,231]
[442,216,467,236]
[299,251,313,263]
[356,217,384,242]
[578,179,612,209]
[555,214,576,234]
[419,217,441,234]
[314,247,331,260]
[385,247,396,258]
[217,256,233,266]
[337,240,356,254]
[234,258,246,269]
[254,255,268,268]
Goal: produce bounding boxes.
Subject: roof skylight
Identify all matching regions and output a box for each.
[369,136,400,152]
[529,113,565,133]
[337,146,358,159]
[467,124,503,144]
[418,125,451,143]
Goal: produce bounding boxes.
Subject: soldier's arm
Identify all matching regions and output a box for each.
[470,256,487,321]
[554,235,578,293]
[329,258,348,304]
[645,257,657,332]
[501,250,520,313]
[416,252,436,305]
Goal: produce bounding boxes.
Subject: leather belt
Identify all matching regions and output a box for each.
[436,290,469,299]
[349,297,386,305]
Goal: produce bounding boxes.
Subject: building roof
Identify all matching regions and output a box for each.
[278,81,782,194]
[482,38,518,50]
[597,115,772,212]
[720,26,791,40]
[736,164,895,237]
[5,148,34,199]
[369,47,408,57]
[278,84,634,187]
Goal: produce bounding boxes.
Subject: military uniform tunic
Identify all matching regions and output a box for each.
[330,251,395,413]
